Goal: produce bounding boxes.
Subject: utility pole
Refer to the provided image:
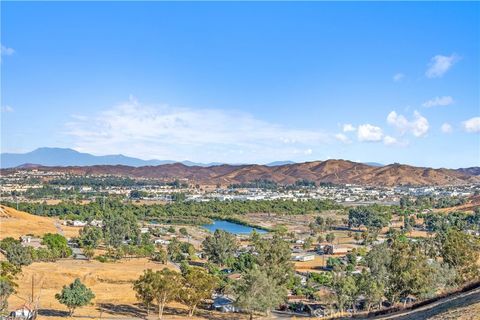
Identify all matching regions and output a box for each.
[31,274,35,304]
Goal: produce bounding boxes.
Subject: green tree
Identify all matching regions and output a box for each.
[83,247,95,260]
[235,266,286,319]
[42,233,72,258]
[6,243,33,266]
[78,226,103,248]
[348,206,391,232]
[202,230,238,266]
[103,212,139,248]
[134,268,182,319]
[356,271,384,311]
[179,267,218,317]
[133,269,156,315]
[152,248,168,264]
[438,228,480,283]
[303,237,314,250]
[253,235,294,285]
[0,262,20,312]
[179,227,189,237]
[317,234,325,243]
[233,253,256,273]
[333,274,358,312]
[55,278,95,316]
[386,238,436,304]
[326,233,335,244]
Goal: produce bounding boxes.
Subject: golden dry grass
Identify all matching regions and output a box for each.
[1,205,56,239]
[0,205,80,240]
[7,258,239,320]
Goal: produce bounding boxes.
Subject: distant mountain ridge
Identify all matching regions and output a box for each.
[0,147,223,168]
[456,167,480,176]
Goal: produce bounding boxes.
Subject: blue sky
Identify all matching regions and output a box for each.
[1,2,479,168]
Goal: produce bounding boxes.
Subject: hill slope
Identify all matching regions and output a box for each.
[4,160,478,187]
[0,205,79,239]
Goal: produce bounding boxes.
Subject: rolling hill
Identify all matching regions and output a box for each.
[3,159,479,187]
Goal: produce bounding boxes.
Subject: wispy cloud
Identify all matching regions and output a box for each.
[66,97,332,162]
[342,124,356,132]
[441,123,453,134]
[393,73,405,82]
[387,110,429,137]
[425,54,459,78]
[1,105,14,113]
[462,117,480,133]
[422,96,454,108]
[0,45,14,56]
[335,133,351,144]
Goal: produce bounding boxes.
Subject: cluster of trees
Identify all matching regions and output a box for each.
[400,196,467,210]
[0,233,74,313]
[229,179,279,189]
[423,209,480,232]
[23,185,79,200]
[328,228,479,313]
[200,230,294,318]
[77,213,161,261]
[3,198,341,223]
[348,205,392,232]
[293,179,317,188]
[0,233,72,267]
[50,176,188,189]
[133,266,218,318]
[229,179,318,190]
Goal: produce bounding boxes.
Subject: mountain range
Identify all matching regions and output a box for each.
[0,148,227,168]
[1,148,479,187]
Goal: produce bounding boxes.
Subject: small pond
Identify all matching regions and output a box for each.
[202,220,267,234]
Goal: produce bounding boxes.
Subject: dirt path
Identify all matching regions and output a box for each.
[371,286,480,320]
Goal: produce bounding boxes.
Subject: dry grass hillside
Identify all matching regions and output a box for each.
[7,259,222,320]
[2,160,478,187]
[0,205,79,239]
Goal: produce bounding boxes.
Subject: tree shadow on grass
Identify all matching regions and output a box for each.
[97,303,146,318]
[98,303,246,320]
[37,309,70,317]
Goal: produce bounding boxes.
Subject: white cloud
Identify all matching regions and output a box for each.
[0,45,14,56]
[383,135,397,146]
[441,123,453,134]
[335,133,351,144]
[387,110,429,137]
[462,117,480,133]
[342,124,356,132]
[1,105,14,113]
[304,149,313,155]
[66,98,331,162]
[425,54,459,78]
[422,96,454,108]
[393,73,405,82]
[357,124,383,142]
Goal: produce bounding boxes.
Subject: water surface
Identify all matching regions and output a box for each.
[202,220,267,234]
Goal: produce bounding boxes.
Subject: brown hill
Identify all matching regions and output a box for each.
[0,205,80,239]
[3,159,479,187]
